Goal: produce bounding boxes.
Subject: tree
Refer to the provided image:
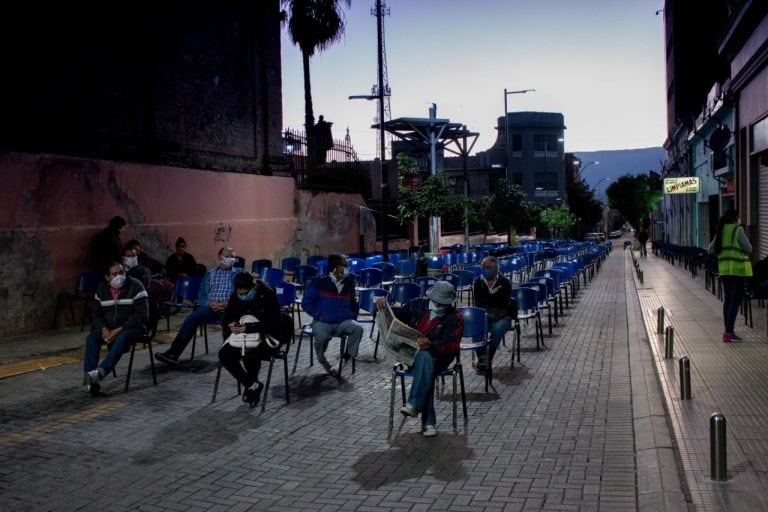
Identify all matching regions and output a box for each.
[395,172,463,224]
[605,174,662,229]
[566,181,603,239]
[480,179,538,240]
[539,204,576,239]
[282,0,351,166]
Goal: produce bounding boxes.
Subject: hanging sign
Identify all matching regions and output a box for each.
[664,177,700,194]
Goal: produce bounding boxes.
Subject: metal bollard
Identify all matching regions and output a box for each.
[710,412,727,481]
[657,307,665,334]
[679,356,691,400]
[665,326,675,359]
[639,270,644,284]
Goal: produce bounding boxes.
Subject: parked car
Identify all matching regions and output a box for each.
[584,232,606,242]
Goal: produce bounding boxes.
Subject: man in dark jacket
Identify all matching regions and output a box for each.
[83,261,149,395]
[301,253,363,377]
[472,256,515,371]
[91,216,126,273]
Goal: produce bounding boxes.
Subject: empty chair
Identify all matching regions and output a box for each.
[251,259,272,275]
[388,282,422,307]
[159,276,203,332]
[307,255,326,267]
[357,287,388,338]
[347,257,366,275]
[454,270,476,304]
[280,256,302,280]
[434,272,460,288]
[510,286,544,358]
[414,276,437,297]
[293,264,318,289]
[53,271,103,330]
[395,259,417,282]
[458,307,490,397]
[260,267,286,288]
[520,281,553,336]
[355,267,384,291]
[373,261,396,288]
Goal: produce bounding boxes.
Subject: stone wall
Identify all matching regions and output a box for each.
[0,152,369,337]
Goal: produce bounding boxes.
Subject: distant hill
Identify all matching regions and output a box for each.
[574,147,665,198]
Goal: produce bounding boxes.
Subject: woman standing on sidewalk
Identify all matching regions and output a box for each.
[708,209,752,342]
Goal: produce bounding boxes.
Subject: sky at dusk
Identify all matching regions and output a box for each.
[280,0,667,160]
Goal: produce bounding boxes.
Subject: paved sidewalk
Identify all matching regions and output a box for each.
[0,245,695,511]
[631,247,768,512]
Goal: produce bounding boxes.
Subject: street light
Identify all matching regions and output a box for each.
[504,88,535,183]
[577,161,599,178]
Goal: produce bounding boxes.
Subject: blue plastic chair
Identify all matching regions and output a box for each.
[454,270,476,305]
[520,281,553,336]
[357,288,388,338]
[434,272,460,288]
[389,362,461,437]
[458,307,491,395]
[388,282,421,307]
[395,259,417,281]
[355,267,383,291]
[275,281,298,327]
[251,259,272,275]
[414,276,437,297]
[53,271,104,330]
[293,264,318,288]
[307,255,326,267]
[510,286,544,357]
[280,256,302,280]
[373,261,396,288]
[159,276,203,332]
[260,267,286,288]
[347,257,366,276]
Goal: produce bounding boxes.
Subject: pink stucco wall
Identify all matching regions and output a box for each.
[0,152,368,336]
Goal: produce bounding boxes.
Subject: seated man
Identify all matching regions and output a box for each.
[123,246,151,289]
[125,239,166,276]
[165,237,199,282]
[301,253,363,377]
[83,261,149,395]
[218,273,285,408]
[155,247,241,365]
[377,281,462,437]
[472,256,514,372]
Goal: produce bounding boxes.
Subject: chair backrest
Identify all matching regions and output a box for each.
[414,276,436,296]
[280,256,302,273]
[434,272,460,287]
[365,255,384,268]
[532,276,555,298]
[293,264,318,285]
[372,261,396,282]
[459,306,488,340]
[233,256,246,269]
[274,281,297,309]
[455,270,475,288]
[388,282,421,306]
[174,276,203,302]
[307,255,326,267]
[347,257,365,275]
[78,272,104,295]
[520,282,546,304]
[510,286,538,313]
[358,288,388,315]
[357,267,383,288]
[466,265,482,279]
[251,259,272,274]
[260,267,286,287]
[396,259,417,278]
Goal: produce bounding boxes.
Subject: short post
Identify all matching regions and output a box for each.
[679,356,691,400]
[657,306,665,334]
[665,326,674,359]
[639,270,644,284]
[710,412,727,481]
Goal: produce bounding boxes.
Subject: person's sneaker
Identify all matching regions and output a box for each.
[244,382,264,409]
[422,425,438,437]
[321,360,338,378]
[722,333,732,343]
[475,360,487,372]
[400,403,418,417]
[155,351,179,365]
[730,333,743,342]
[85,369,102,396]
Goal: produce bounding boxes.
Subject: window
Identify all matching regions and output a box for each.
[534,135,559,152]
[511,134,522,152]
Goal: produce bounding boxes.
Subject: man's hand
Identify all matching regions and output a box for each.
[209,301,227,312]
[416,337,430,349]
[375,297,387,310]
[104,327,122,342]
[228,322,245,334]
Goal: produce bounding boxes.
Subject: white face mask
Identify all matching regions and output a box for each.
[123,256,138,269]
[110,274,126,289]
[429,300,445,312]
[220,256,236,269]
[340,266,349,278]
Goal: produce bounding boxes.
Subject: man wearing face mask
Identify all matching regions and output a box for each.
[83,261,149,395]
[123,246,151,289]
[301,253,363,377]
[378,280,462,437]
[156,247,242,365]
[471,256,514,372]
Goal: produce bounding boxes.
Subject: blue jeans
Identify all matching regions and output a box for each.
[311,319,363,365]
[84,327,145,374]
[721,275,746,334]
[167,307,223,357]
[407,351,438,427]
[476,316,511,363]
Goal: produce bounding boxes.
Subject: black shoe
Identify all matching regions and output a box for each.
[321,360,339,378]
[342,352,353,362]
[155,351,179,365]
[244,382,264,408]
[89,382,101,396]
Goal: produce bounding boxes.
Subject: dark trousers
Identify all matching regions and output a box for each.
[721,275,746,334]
[166,307,222,357]
[218,343,279,388]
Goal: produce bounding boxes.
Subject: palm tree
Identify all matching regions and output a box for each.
[282,0,351,166]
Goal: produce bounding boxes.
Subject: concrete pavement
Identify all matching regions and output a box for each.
[0,241,763,511]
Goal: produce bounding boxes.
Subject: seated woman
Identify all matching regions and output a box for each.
[218,272,284,408]
[165,237,199,282]
[378,281,462,437]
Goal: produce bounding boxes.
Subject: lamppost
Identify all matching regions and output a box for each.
[504,88,535,183]
[576,161,599,179]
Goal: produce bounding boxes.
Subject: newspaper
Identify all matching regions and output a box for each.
[376,300,422,366]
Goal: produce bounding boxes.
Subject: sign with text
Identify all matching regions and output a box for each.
[664,177,700,194]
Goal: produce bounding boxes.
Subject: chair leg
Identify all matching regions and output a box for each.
[292,331,303,374]
[211,363,222,403]
[124,343,137,392]
[456,363,467,418]
[283,357,290,404]
[261,359,274,413]
[146,339,158,386]
[388,368,397,437]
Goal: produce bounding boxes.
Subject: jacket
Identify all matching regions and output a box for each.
[472,274,515,322]
[301,274,359,324]
[710,224,752,277]
[221,281,284,343]
[91,276,149,332]
[393,298,462,369]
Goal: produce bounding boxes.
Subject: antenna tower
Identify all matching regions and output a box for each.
[372,1,392,160]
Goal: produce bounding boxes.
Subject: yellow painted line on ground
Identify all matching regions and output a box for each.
[0,356,82,380]
[0,401,127,447]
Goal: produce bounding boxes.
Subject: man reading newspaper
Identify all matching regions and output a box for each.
[375,281,462,437]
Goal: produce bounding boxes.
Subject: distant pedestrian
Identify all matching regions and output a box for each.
[708,209,752,342]
[637,229,649,258]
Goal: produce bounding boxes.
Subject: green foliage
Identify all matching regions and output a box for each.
[605,174,662,229]
[539,204,576,238]
[566,181,603,238]
[396,152,418,178]
[395,172,464,224]
[482,180,539,236]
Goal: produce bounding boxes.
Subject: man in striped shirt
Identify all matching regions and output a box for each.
[156,247,241,365]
